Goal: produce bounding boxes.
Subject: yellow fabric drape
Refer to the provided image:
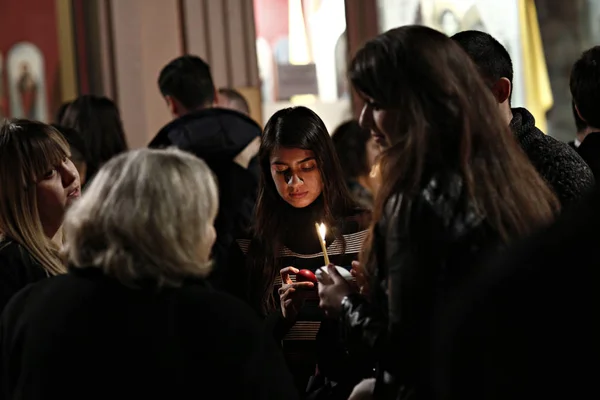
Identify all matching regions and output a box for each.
[519,0,553,133]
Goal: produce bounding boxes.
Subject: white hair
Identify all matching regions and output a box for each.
[63,147,219,287]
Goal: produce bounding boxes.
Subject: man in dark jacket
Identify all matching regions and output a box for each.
[452,31,595,207]
[149,55,260,281]
[570,46,600,181]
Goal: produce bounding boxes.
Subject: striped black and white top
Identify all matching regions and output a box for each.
[235,210,370,391]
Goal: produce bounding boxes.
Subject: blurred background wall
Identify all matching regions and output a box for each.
[0,0,597,146]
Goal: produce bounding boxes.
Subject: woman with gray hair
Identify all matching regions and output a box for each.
[0,148,296,400]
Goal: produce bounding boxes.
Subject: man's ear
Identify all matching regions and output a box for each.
[574,103,587,123]
[491,77,512,104]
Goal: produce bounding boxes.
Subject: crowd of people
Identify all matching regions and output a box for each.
[0,26,598,400]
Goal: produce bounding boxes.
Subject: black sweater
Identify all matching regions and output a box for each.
[510,108,595,207]
[0,239,48,314]
[0,268,297,400]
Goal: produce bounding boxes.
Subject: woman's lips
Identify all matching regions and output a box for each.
[289,192,308,199]
[67,187,81,198]
[372,133,386,145]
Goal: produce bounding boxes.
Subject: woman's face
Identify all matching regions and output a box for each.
[35,158,81,237]
[270,147,323,208]
[359,96,397,149]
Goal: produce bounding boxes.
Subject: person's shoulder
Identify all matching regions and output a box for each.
[151,109,261,157]
[577,131,600,152]
[342,208,372,231]
[525,128,595,185]
[524,126,584,165]
[0,274,58,326]
[178,283,264,331]
[163,109,260,138]
[0,239,42,273]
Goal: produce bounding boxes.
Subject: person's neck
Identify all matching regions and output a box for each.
[285,196,324,222]
[577,127,600,143]
[175,104,212,119]
[502,103,513,126]
[45,225,62,246]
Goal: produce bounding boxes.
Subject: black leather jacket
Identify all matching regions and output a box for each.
[339,173,500,399]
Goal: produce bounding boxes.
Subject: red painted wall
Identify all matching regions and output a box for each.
[0,0,60,118]
[254,0,289,46]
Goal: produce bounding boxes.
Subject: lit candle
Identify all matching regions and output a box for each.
[315,222,330,265]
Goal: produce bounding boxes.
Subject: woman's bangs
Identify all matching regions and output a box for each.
[25,128,70,181]
[349,48,391,106]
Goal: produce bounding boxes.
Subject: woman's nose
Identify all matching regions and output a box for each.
[358,103,372,130]
[287,173,303,187]
[60,162,78,186]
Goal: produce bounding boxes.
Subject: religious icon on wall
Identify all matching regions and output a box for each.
[438,8,461,36]
[421,0,484,36]
[6,42,48,121]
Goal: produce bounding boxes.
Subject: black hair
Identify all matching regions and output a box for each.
[158,55,215,110]
[451,30,513,96]
[331,120,372,179]
[570,46,600,129]
[60,95,128,180]
[51,124,88,163]
[55,101,72,124]
[572,101,588,132]
[218,87,250,114]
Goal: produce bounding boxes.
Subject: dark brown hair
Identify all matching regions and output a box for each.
[349,26,559,278]
[61,95,128,181]
[331,120,372,180]
[248,106,357,314]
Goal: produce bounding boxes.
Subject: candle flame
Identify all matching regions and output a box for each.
[318,223,326,241]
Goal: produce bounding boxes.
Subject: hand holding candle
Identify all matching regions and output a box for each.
[315,222,330,265]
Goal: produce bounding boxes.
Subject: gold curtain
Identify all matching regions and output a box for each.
[519,0,553,133]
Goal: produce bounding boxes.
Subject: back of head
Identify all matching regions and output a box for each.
[570,46,600,129]
[55,101,72,124]
[63,148,219,287]
[218,88,250,115]
[331,119,372,180]
[0,120,69,275]
[51,124,87,164]
[451,30,513,89]
[159,55,215,111]
[349,25,557,242]
[61,95,128,180]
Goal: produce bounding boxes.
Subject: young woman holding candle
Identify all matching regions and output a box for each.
[317,26,560,399]
[223,106,371,399]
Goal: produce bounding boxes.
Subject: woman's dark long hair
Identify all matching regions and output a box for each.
[248,106,357,314]
[349,26,559,279]
[60,95,128,181]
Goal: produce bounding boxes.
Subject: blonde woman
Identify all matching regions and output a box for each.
[0,148,295,400]
[0,120,80,312]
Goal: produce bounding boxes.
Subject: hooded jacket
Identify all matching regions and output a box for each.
[149,108,261,272]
